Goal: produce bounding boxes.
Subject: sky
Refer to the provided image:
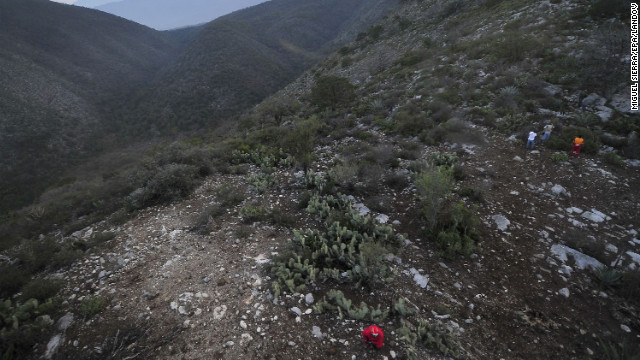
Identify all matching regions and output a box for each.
[51,0,76,3]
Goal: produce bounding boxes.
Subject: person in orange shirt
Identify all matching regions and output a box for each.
[362,325,384,349]
[569,135,584,157]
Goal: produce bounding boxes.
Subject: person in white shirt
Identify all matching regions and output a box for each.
[526,131,537,150]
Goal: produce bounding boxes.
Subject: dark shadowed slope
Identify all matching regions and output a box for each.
[0,0,182,212]
[125,0,399,133]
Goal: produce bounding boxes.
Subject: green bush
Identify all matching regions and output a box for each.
[396,50,426,67]
[125,164,200,210]
[398,318,462,360]
[414,166,454,231]
[434,202,481,259]
[239,204,268,223]
[18,278,62,302]
[247,172,276,193]
[1,298,60,359]
[80,295,106,318]
[391,104,433,137]
[551,153,569,163]
[215,185,245,207]
[313,289,389,322]
[602,152,623,166]
[269,193,402,296]
[311,76,355,110]
[0,265,29,299]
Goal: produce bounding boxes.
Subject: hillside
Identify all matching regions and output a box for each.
[120,0,400,134]
[0,0,184,212]
[1,0,639,359]
[0,0,397,214]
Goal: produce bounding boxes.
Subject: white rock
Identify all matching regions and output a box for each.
[224,341,235,348]
[621,324,631,333]
[312,326,323,339]
[290,307,302,316]
[551,184,569,196]
[626,251,640,266]
[375,214,389,224]
[596,106,614,122]
[605,244,618,253]
[56,313,74,331]
[240,321,247,329]
[305,293,314,305]
[213,305,227,320]
[491,215,510,231]
[551,244,604,270]
[559,288,570,298]
[410,268,429,288]
[582,211,608,223]
[390,350,397,358]
[241,333,254,345]
[45,335,62,359]
[582,93,606,108]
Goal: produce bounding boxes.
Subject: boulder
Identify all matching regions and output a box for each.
[581,93,606,108]
[610,87,640,114]
[491,215,510,231]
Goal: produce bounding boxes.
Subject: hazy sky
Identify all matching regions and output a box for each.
[51,0,77,3]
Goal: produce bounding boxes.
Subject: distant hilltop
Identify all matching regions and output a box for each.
[74,0,269,30]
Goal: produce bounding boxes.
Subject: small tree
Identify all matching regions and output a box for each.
[311,76,355,110]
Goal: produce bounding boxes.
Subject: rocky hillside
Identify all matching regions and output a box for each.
[2,0,639,359]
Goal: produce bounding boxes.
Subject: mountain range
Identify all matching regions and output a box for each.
[0,0,398,213]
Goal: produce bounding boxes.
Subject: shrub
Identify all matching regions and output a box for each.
[0,265,29,299]
[434,202,481,259]
[551,153,569,163]
[398,318,462,360]
[313,289,389,322]
[18,278,62,302]
[429,152,458,167]
[414,166,454,231]
[602,152,623,166]
[311,76,355,110]
[598,339,640,360]
[269,210,297,228]
[215,185,245,207]
[269,193,403,296]
[279,124,317,170]
[50,248,84,270]
[80,295,106,318]
[396,50,426,67]
[0,298,60,359]
[125,164,200,210]
[239,204,268,223]
[457,187,484,203]
[247,172,276,193]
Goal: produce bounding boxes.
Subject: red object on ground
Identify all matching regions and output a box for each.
[362,325,384,349]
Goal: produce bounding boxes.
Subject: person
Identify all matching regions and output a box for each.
[541,124,553,144]
[569,135,584,157]
[362,325,384,349]
[526,131,537,150]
